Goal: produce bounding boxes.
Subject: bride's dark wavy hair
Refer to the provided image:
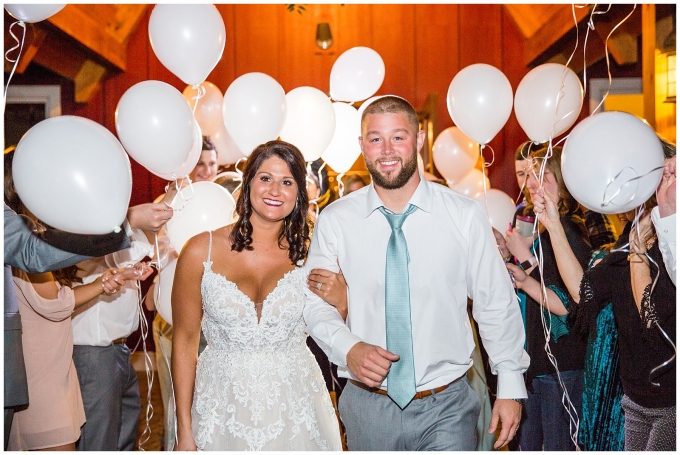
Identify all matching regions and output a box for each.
[230,140,311,264]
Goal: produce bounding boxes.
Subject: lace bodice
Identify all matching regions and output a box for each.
[191,232,341,451]
[200,262,308,354]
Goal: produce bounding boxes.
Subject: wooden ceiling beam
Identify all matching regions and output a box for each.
[108,5,148,44]
[523,5,592,66]
[504,4,570,39]
[46,4,128,71]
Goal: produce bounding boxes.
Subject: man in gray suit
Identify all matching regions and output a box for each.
[3,202,173,449]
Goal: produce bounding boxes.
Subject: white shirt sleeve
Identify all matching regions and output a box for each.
[652,207,676,286]
[303,213,363,367]
[465,203,530,399]
[104,226,154,269]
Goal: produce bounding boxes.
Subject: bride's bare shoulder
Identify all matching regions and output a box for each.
[179,224,235,263]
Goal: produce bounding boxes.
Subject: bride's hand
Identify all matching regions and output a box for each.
[308,268,348,321]
[175,432,198,451]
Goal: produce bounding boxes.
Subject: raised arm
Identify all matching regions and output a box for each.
[532,189,585,302]
[4,203,129,273]
[652,155,676,285]
[629,212,654,317]
[171,233,208,451]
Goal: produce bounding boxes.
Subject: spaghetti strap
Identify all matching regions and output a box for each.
[207,230,213,263]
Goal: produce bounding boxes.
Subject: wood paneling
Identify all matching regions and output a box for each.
[497,8,529,200]
[371,4,416,101]
[233,4,279,80]
[279,4,336,93]
[415,4,459,135]
[642,4,656,129]
[459,4,503,68]
[207,4,236,93]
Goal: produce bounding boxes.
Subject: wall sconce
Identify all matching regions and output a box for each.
[316,23,333,50]
[662,25,676,103]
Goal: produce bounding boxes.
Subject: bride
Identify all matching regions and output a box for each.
[172,140,344,451]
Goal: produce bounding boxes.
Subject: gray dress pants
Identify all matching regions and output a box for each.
[73,344,140,451]
[339,376,480,451]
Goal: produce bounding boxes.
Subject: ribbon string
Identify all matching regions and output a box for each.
[4,21,26,107]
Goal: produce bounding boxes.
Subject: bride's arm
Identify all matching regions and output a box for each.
[171,234,208,451]
[307,268,348,321]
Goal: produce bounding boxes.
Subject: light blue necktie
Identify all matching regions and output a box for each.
[378,204,417,409]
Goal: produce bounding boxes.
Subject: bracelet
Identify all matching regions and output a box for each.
[519,256,537,271]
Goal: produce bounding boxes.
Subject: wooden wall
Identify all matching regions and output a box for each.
[44,5,538,205]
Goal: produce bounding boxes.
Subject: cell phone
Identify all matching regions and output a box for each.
[515,215,535,237]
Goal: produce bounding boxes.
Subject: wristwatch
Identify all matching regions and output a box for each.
[519,256,537,271]
[511,398,525,406]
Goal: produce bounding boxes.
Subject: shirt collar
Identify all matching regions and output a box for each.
[364,171,432,217]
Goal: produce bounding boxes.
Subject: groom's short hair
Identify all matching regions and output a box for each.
[361,96,419,136]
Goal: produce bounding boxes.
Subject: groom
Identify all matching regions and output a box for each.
[304,96,529,450]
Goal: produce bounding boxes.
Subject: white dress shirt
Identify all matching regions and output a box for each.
[304,177,529,399]
[651,207,676,286]
[71,225,154,346]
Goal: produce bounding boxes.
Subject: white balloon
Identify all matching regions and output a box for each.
[5,4,65,23]
[515,64,583,143]
[12,116,132,234]
[321,103,362,173]
[473,189,516,237]
[148,4,226,86]
[165,181,236,252]
[156,258,177,325]
[449,168,490,198]
[562,111,664,214]
[211,120,246,166]
[432,127,480,184]
[280,87,336,162]
[183,81,224,136]
[447,64,513,145]
[222,72,287,156]
[116,80,195,176]
[151,120,203,180]
[330,47,385,103]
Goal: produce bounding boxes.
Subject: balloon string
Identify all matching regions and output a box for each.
[581,4,608,104]
[336,172,345,198]
[600,165,664,208]
[532,220,581,449]
[591,4,636,115]
[231,157,247,195]
[190,84,206,115]
[165,176,193,212]
[135,281,155,450]
[3,21,26,107]
[480,143,495,169]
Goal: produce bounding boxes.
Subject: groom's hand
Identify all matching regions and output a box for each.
[346,342,399,387]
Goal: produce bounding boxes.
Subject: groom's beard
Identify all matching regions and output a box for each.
[365,150,418,190]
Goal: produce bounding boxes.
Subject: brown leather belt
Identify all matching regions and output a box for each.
[349,375,461,400]
[112,337,127,345]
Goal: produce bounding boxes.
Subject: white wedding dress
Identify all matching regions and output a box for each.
[191,232,342,451]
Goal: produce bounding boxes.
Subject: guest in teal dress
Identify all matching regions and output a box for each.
[578,248,625,451]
